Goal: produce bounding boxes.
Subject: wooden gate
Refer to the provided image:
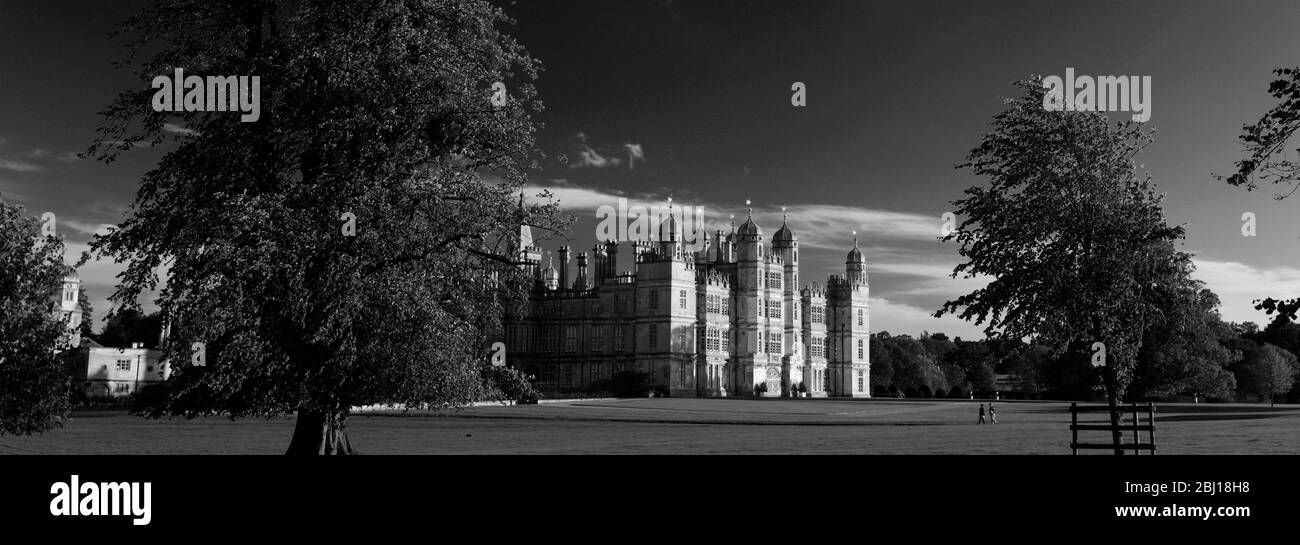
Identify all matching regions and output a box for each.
[1069,402,1156,455]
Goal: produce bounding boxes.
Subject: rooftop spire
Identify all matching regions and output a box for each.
[746,199,752,217]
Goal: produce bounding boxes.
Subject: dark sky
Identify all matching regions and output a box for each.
[2,0,1298,337]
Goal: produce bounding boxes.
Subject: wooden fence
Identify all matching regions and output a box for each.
[1069,402,1156,455]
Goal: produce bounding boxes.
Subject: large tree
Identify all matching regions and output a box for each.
[1220,67,1300,326]
[1232,343,1298,403]
[1131,281,1238,400]
[0,195,74,435]
[938,79,1187,404]
[89,0,565,454]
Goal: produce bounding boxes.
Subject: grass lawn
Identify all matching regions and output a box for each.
[2,398,1297,454]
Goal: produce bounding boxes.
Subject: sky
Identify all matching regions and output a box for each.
[2,0,1298,338]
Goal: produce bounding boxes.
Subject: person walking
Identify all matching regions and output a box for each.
[989,403,998,424]
[977,403,987,424]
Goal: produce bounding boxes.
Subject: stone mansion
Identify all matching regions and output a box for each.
[503,207,870,398]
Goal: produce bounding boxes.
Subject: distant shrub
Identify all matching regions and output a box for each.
[481,365,539,404]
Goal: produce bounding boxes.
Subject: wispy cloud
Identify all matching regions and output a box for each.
[27,149,82,162]
[1191,257,1300,325]
[571,145,623,168]
[163,123,199,136]
[61,220,115,237]
[564,132,644,170]
[0,158,44,172]
[624,143,644,169]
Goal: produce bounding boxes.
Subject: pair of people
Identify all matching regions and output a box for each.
[977,403,998,424]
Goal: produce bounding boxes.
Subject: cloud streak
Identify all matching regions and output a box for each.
[571,145,623,168]
[1192,257,1300,325]
[0,158,44,172]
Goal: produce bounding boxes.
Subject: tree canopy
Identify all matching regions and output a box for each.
[938,79,1186,397]
[0,195,74,435]
[88,0,566,454]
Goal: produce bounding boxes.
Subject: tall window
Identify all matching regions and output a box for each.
[757,331,763,353]
[679,289,687,309]
[590,363,601,383]
[564,326,579,353]
[766,271,781,289]
[616,293,628,313]
[857,309,864,326]
[591,325,604,352]
[677,331,687,351]
[649,289,660,309]
[857,370,864,392]
[614,325,626,352]
[649,324,658,348]
[857,339,864,359]
[721,297,730,316]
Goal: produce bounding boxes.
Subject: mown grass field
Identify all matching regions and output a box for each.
[2,398,1296,454]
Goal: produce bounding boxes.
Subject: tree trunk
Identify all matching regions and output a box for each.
[1104,361,1124,456]
[286,409,357,455]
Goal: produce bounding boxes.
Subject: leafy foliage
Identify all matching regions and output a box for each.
[93,308,163,348]
[480,365,539,404]
[87,0,567,452]
[1231,343,1299,402]
[0,195,73,435]
[1131,282,1237,399]
[938,79,1187,396]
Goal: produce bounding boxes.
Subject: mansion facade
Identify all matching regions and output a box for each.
[503,208,870,398]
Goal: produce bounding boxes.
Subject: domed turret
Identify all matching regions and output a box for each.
[772,206,795,247]
[846,232,864,263]
[737,200,761,237]
[846,244,863,264]
[846,233,867,285]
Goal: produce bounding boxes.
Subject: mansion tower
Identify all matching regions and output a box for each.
[503,207,870,398]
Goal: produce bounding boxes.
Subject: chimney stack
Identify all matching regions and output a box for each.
[558,245,571,291]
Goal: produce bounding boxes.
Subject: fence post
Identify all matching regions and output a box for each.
[1131,403,1139,455]
[1071,402,1078,455]
[1148,402,1156,455]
